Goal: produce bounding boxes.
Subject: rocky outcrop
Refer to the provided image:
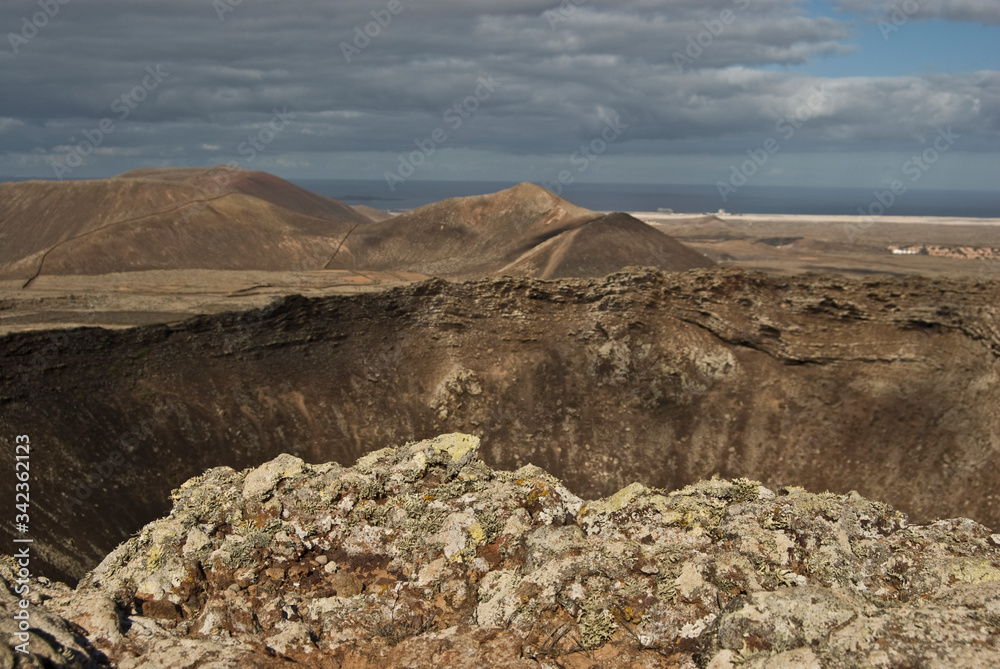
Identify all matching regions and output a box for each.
[4,434,1000,667]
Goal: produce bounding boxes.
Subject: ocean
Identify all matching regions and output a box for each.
[3,175,996,217]
[295,179,1000,218]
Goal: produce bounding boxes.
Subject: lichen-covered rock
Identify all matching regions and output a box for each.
[4,434,1000,667]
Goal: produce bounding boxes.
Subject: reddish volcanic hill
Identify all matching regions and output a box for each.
[0,172,711,285]
[0,167,369,282]
[327,183,714,278]
[114,167,367,223]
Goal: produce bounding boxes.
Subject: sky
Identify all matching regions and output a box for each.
[0,0,997,192]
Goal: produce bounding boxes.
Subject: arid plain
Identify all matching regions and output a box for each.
[3,185,998,335]
[642,211,1000,279]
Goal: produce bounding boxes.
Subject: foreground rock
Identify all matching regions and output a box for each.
[5,434,1000,667]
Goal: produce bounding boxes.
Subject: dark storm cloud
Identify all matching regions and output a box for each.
[0,0,996,177]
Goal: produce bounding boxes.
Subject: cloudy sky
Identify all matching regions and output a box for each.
[1,0,997,191]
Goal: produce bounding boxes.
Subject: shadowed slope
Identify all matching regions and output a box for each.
[4,269,999,582]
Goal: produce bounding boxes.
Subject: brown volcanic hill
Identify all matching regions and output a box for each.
[0,167,368,282]
[327,182,713,278]
[115,167,368,223]
[499,211,716,279]
[3,268,999,583]
[1,174,709,284]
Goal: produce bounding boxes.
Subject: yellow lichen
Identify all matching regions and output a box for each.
[588,482,650,516]
[469,521,485,545]
[146,543,165,572]
[431,433,480,462]
[948,559,1000,584]
[355,447,396,472]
